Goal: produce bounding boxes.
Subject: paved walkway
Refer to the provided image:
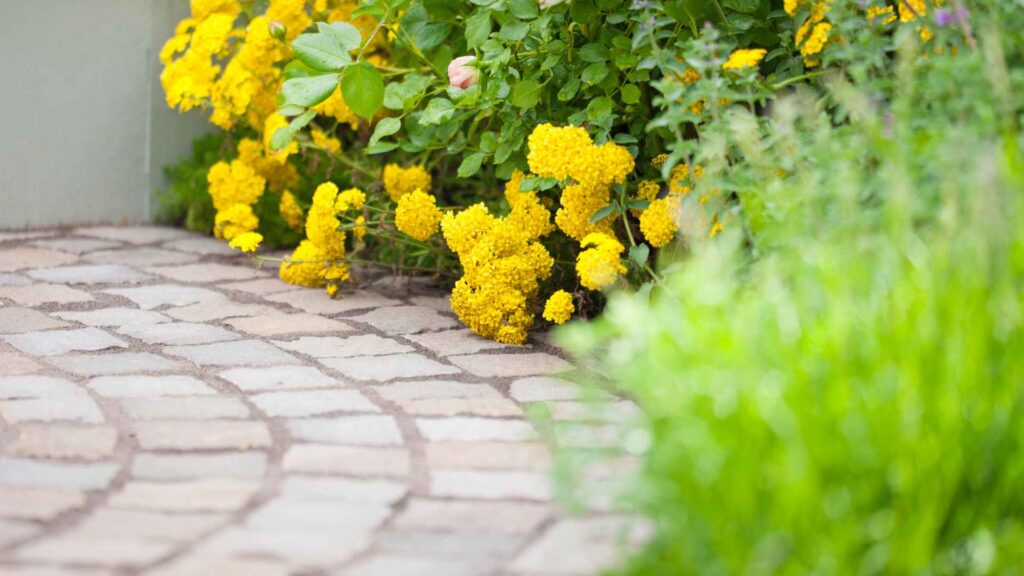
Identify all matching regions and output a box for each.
[0,226,647,576]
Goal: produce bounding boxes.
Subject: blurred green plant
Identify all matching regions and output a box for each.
[156,131,223,233]
[558,7,1024,574]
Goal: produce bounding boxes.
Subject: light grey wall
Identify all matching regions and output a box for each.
[0,0,210,229]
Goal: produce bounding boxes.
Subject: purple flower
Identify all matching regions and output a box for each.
[934,8,954,26]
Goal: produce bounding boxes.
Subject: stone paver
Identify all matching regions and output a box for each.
[0,283,94,306]
[0,307,69,334]
[320,353,460,381]
[165,340,300,367]
[53,307,172,327]
[3,327,127,356]
[0,226,636,575]
[349,305,460,335]
[26,264,151,285]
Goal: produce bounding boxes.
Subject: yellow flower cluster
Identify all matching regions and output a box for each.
[790,1,832,67]
[383,164,432,202]
[207,160,266,211]
[442,176,554,344]
[279,191,305,231]
[526,124,635,241]
[395,189,443,241]
[543,290,574,325]
[311,129,342,155]
[723,48,767,70]
[638,163,703,247]
[576,233,626,291]
[280,182,365,292]
[229,231,263,252]
[214,204,259,240]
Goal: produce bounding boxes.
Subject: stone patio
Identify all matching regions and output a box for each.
[0,226,648,576]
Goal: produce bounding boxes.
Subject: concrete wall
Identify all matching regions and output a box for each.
[0,0,210,229]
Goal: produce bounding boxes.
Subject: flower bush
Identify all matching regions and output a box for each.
[160,0,973,344]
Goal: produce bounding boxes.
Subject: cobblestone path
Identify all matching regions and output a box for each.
[0,226,648,576]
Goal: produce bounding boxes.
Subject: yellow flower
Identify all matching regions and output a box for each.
[543,290,574,325]
[395,189,443,241]
[680,67,701,84]
[311,128,341,155]
[668,164,695,196]
[576,233,626,291]
[640,195,681,248]
[207,160,266,211]
[214,203,259,240]
[306,182,346,259]
[264,113,298,164]
[279,190,304,231]
[229,231,263,252]
[631,180,661,217]
[190,0,241,20]
[382,164,432,202]
[801,23,832,58]
[279,239,326,287]
[898,0,926,22]
[723,48,767,70]
[160,51,220,112]
[867,5,897,24]
[526,123,594,181]
[190,12,235,57]
[651,153,669,169]
[709,218,724,238]
[336,188,366,212]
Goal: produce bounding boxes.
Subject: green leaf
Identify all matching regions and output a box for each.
[341,62,384,119]
[629,243,650,267]
[510,79,542,109]
[628,198,651,210]
[457,152,487,178]
[589,204,616,223]
[621,83,641,104]
[510,0,539,19]
[465,10,491,48]
[269,110,316,151]
[500,21,530,41]
[581,63,609,85]
[415,22,451,51]
[579,43,609,63]
[292,33,352,72]
[281,74,339,107]
[317,22,362,51]
[558,77,581,101]
[383,74,434,111]
[419,98,455,125]
[369,117,401,146]
[723,0,760,13]
[587,96,614,121]
[366,142,399,154]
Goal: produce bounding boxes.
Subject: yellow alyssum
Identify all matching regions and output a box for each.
[640,195,681,248]
[543,290,574,325]
[576,233,626,291]
[383,164,432,202]
[441,175,555,345]
[311,128,341,155]
[306,182,347,259]
[229,231,263,252]
[280,239,326,287]
[395,189,443,241]
[723,48,767,70]
[214,203,259,240]
[279,190,304,231]
[207,160,266,211]
[525,124,635,242]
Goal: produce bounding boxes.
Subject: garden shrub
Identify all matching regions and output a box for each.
[556,3,1024,573]
[159,0,987,345]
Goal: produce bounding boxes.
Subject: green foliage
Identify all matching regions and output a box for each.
[156,132,223,233]
[557,4,1024,574]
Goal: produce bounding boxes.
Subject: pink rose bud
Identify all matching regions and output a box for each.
[268,20,287,40]
[447,56,480,89]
